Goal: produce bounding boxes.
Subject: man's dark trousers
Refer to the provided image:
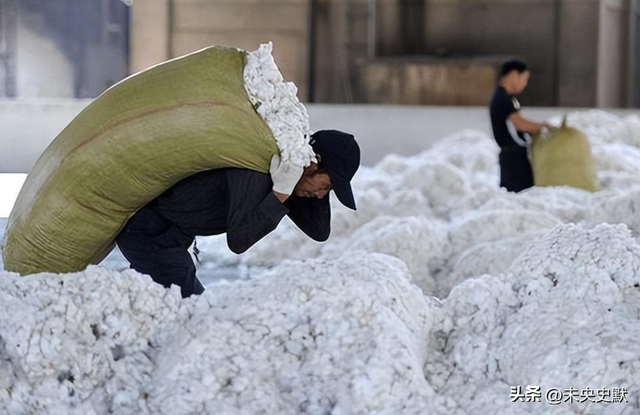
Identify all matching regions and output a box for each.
[499,146,534,193]
[116,206,205,298]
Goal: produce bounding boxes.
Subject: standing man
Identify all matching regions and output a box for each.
[115,130,360,298]
[489,60,554,192]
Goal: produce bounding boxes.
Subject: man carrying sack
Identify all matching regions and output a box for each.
[115,130,361,298]
[489,60,555,192]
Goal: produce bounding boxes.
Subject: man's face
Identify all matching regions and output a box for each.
[293,163,332,199]
[514,71,530,94]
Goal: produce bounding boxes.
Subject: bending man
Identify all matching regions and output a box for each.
[116,130,360,297]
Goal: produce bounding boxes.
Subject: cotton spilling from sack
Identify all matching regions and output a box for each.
[244,42,315,168]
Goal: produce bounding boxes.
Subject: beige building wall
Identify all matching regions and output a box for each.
[130,0,171,73]
[129,0,638,107]
[353,56,503,106]
[130,0,310,100]
[632,0,640,107]
[556,0,600,107]
[420,0,575,107]
[351,0,633,107]
[597,0,633,107]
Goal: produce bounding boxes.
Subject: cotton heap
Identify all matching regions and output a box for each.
[0,254,455,415]
[2,110,640,415]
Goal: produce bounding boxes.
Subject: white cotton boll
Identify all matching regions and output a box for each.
[597,170,640,191]
[8,110,640,415]
[442,233,543,298]
[609,115,640,147]
[443,186,501,219]
[448,209,562,254]
[375,153,413,175]
[350,166,395,192]
[428,130,498,175]
[339,216,452,295]
[431,273,520,404]
[589,187,640,234]
[478,186,592,224]
[244,42,312,168]
[318,190,434,266]
[0,267,188,415]
[500,224,640,381]
[400,159,472,217]
[593,143,640,174]
[238,218,325,267]
[330,188,432,237]
[258,82,278,102]
[124,253,448,414]
[553,110,624,144]
[280,81,298,97]
[432,224,640,414]
[238,183,433,269]
[295,101,310,118]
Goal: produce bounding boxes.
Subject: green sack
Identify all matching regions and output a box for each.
[4,46,280,275]
[531,118,598,192]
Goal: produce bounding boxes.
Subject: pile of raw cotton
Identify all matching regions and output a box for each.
[1,110,640,414]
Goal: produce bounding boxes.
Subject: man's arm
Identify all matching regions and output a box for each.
[509,112,553,134]
[225,169,289,254]
[285,195,331,242]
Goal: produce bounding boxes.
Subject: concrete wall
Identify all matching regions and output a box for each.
[130,0,171,73]
[352,56,503,105]
[2,99,639,173]
[420,0,560,106]
[127,0,638,108]
[598,0,629,107]
[416,0,604,107]
[311,0,605,107]
[130,0,310,99]
[597,0,639,107]
[633,0,640,107]
[557,0,601,107]
[313,0,364,103]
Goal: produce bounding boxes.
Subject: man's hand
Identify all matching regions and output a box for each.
[270,155,303,201]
